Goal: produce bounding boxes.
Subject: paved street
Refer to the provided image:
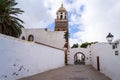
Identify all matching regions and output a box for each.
[19,65,111,80]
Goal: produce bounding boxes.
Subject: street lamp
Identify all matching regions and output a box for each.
[106,33,119,56]
[106,33,114,44]
[106,33,119,45]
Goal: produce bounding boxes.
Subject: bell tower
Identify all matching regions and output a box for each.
[54,4,68,31]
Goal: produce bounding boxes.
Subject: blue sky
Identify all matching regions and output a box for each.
[16,0,120,46]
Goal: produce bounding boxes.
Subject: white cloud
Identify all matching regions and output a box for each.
[16,0,63,28]
[69,38,81,47]
[79,0,120,43]
[69,0,120,46]
[16,0,84,46]
[16,0,120,47]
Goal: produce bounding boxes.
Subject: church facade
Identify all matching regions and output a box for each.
[20,4,68,49]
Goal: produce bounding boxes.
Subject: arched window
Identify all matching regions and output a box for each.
[65,13,67,19]
[21,36,25,40]
[57,29,60,31]
[28,35,34,41]
[65,16,66,19]
[63,29,65,31]
[60,15,63,19]
[57,15,59,19]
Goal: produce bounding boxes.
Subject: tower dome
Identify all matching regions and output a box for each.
[58,4,67,12]
[56,4,68,20]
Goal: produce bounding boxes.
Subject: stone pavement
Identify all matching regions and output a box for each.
[18,65,111,80]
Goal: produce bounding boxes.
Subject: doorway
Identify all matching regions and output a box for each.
[74,52,85,65]
[97,56,100,71]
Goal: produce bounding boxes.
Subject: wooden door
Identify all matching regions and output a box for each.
[97,56,100,71]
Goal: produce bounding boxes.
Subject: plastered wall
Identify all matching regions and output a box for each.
[0,34,64,80]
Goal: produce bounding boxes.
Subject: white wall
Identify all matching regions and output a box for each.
[69,47,92,65]
[91,43,120,80]
[69,42,120,80]
[0,34,64,80]
[20,28,65,49]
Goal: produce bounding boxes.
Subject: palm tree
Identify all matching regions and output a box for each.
[64,31,69,49]
[0,0,24,38]
[64,31,69,42]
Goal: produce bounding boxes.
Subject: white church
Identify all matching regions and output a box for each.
[20,4,68,49]
[0,4,120,80]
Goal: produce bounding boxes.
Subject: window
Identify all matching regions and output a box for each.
[60,15,63,19]
[115,51,119,56]
[28,35,34,41]
[57,15,59,19]
[65,16,66,19]
[112,43,118,49]
[57,29,60,31]
[21,36,25,40]
[112,45,115,49]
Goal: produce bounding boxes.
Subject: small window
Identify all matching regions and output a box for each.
[115,51,119,56]
[21,36,25,40]
[57,16,59,19]
[63,29,65,31]
[28,35,34,41]
[112,43,118,49]
[57,29,60,31]
[60,15,63,19]
[112,45,115,49]
[115,43,117,48]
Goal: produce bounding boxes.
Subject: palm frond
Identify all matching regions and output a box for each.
[0,0,24,37]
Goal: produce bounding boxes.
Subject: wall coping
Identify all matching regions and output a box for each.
[35,41,64,51]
